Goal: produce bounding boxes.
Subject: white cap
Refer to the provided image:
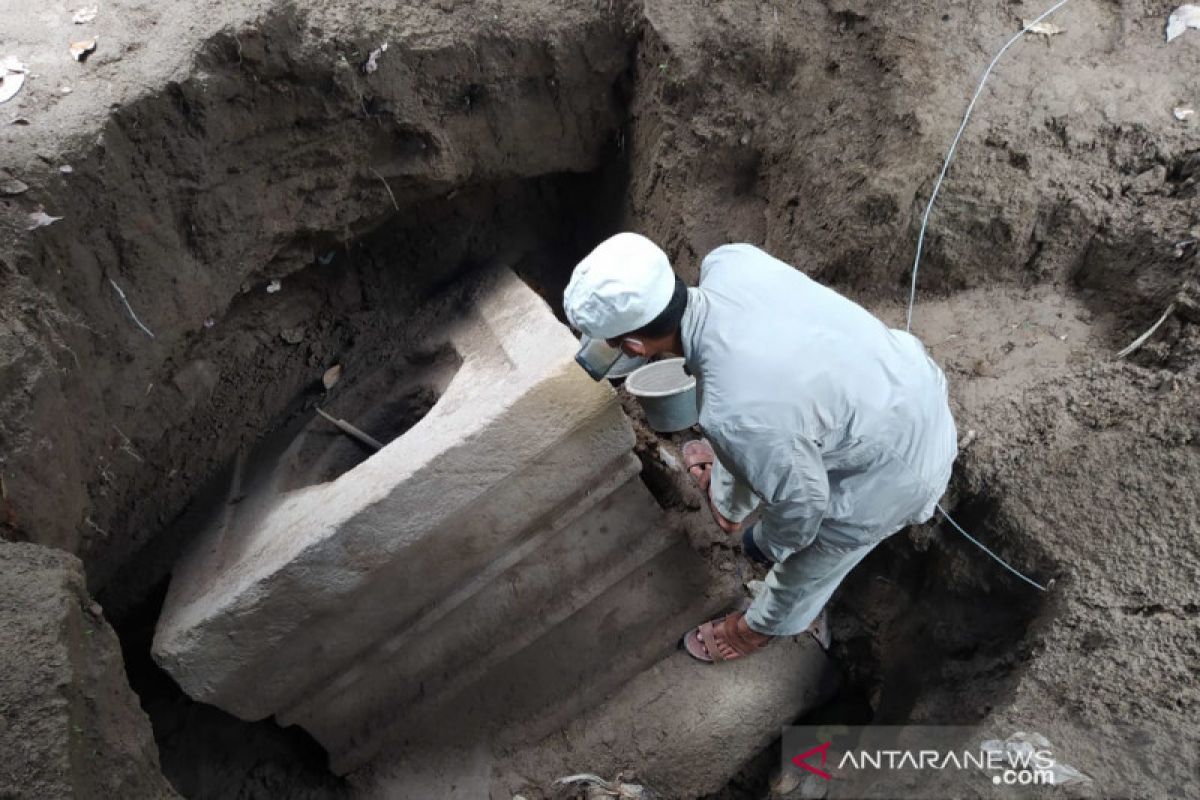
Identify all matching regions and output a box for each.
[563,233,675,339]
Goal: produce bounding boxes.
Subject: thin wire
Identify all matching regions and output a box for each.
[882,440,1049,593]
[108,278,156,339]
[906,0,1073,333]
[935,502,1048,592]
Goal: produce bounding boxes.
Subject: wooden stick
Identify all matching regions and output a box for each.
[315,407,383,451]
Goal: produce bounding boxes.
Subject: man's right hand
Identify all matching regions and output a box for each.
[708,487,743,534]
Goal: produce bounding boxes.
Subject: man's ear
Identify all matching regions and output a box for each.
[622,337,648,357]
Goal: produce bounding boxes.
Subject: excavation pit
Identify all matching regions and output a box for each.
[4,1,1198,797]
[149,267,731,777]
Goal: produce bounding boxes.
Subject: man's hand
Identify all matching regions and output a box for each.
[708,487,743,534]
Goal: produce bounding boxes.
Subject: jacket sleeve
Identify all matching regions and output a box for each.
[709,456,761,523]
[710,422,829,560]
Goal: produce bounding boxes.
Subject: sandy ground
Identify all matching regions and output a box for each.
[1,0,1197,797]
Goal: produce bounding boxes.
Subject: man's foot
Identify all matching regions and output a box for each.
[682,439,742,534]
[682,610,772,663]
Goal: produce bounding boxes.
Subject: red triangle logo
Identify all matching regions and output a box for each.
[791,741,833,780]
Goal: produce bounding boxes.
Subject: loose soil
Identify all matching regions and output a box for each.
[1,0,1197,797]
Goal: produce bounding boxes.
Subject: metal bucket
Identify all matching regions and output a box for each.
[624,357,698,433]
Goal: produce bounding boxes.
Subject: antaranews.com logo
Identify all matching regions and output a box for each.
[791,736,1054,786]
[781,725,1196,799]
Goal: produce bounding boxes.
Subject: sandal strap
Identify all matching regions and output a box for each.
[719,614,752,656]
[720,613,765,656]
[697,619,728,662]
[682,440,716,471]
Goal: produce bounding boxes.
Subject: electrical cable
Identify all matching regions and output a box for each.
[899,2,1074,592]
[895,453,1051,593]
[935,502,1049,591]
[906,0,1073,333]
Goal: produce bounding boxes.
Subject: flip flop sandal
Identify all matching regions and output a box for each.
[682,439,715,489]
[682,610,770,664]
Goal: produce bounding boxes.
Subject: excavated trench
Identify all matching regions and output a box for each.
[82,144,1055,798]
[107,337,1054,800]
[11,3,1197,798]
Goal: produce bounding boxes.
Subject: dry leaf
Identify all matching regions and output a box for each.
[266,279,282,294]
[0,57,27,104]
[1023,19,1064,36]
[1167,4,1200,41]
[1,178,28,195]
[1174,106,1194,121]
[27,210,63,230]
[70,38,97,62]
[322,364,343,390]
[72,5,99,24]
[363,42,388,74]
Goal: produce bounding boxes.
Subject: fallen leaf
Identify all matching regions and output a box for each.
[1023,19,1064,36]
[363,42,388,74]
[27,210,63,230]
[322,364,343,390]
[266,279,282,294]
[0,57,27,104]
[1174,106,1194,121]
[70,38,97,62]
[1167,4,1200,41]
[0,178,28,195]
[72,5,98,24]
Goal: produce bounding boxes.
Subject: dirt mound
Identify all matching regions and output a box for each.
[0,541,176,799]
[951,362,1199,786]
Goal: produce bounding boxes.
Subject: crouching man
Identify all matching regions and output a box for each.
[563,233,957,662]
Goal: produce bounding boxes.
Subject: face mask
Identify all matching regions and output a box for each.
[574,335,622,381]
